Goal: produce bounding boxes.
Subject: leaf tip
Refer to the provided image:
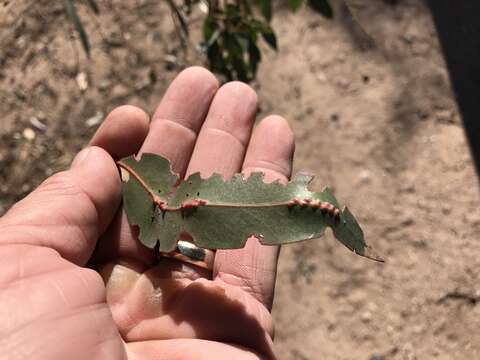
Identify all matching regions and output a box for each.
[363,246,385,262]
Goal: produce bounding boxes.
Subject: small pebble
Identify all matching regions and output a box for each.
[198,2,208,13]
[361,311,372,323]
[315,71,327,82]
[336,77,350,89]
[330,113,340,122]
[359,169,371,184]
[403,33,415,44]
[22,128,35,141]
[85,111,104,128]
[98,79,111,90]
[435,110,453,123]
[111,84,129,99]
[76,72,88,91]
[29,116,47,131]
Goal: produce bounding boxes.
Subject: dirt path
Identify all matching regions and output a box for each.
[1,1,479,359]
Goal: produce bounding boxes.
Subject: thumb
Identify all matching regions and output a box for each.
[0,146,121,265]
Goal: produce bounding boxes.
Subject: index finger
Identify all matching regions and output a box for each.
[214,115,295,309]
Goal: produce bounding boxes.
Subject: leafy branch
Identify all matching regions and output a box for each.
[62,0,334,81]
[118,153,383,262]
[63,0,99,57]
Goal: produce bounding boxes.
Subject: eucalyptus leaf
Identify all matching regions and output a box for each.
[308,0,333,18]
[260,25,277,50]
[84,0,99,14]
[288,0,304,12]
[118,154,383,262]
[63,0,90,56]
[256,0,272,21]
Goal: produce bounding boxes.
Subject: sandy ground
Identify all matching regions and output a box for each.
[1,1,479,359]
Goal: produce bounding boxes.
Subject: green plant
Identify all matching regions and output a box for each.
[63,0,333,81]
[118,153,383,261]
[63,0,99,57]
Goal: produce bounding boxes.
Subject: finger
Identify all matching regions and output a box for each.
[214,115,295,309]
[97,67,219,266]
[88,105,150,265]
[185,81,258,177]
[163,81,257,275]
[141,66,219,176]
[127,339,269,360]
[130,82,257,293]
[0,147,121,265]
[90,105,150,159]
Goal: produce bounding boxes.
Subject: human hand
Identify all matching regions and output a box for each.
[0,67,295,360]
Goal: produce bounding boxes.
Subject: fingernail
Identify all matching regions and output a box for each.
[71,147,92,168]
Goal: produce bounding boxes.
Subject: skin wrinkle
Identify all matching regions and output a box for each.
[0,219,91,263]
[111,302,137,337]
[38,173,109,236]
[27,170,77,195]
[2,300,107,348]
[151,118,198,138]
[4,266,97,316]
[243,159,291,177]
[159,97,206,128]
[0,248,65,288]
[72,268,106,304]
[87,308,122,357]
[112,277,165,337]
[90,335,126,360]
[51,279,71,308]
[215,271,266,304]
[204,126,248,148]
[64,304,121,360]
[1,171,103,263]
[0,264,108,344]
[119,276,274,349]
[100,266,144,335]
[0,224,64,248]
[127,339,266,360]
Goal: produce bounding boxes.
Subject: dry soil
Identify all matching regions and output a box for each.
[1,1,479,359]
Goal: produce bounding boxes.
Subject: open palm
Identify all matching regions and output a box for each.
[0,67,294,360]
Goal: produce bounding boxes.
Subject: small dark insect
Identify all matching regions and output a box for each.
[181,199,208,210]
[287,198,341,221]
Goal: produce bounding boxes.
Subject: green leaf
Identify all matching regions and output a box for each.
[202,15,216,41]
[118,154,178,248]
[308,0,334,18]
[260,25,277,50]
[63,0,90,56]
[248,39,261,76]
[165,0,189,36]
[256,0,272,21]
[118,153,383,262]
[288,0,304,12]
[84,0,99,14]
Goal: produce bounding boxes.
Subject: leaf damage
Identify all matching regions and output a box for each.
[118,153,383,262]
